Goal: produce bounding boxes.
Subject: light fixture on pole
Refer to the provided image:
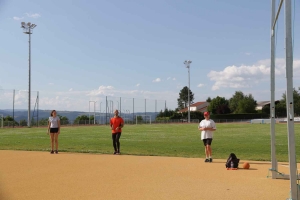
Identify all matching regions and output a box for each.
[21,22,37,127]
[184,60,192,123]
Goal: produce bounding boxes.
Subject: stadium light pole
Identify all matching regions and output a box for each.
[21,22,37,127]
[184,60,192,123]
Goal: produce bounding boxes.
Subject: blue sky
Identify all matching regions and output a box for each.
[0,0,299,112]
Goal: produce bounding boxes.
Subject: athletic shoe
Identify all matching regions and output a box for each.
[55,150,58,154]
[113,151,117,155]
[204,159,209,162]
[209,158,213,163]
[116,152,121,155]
[50,150,54,154]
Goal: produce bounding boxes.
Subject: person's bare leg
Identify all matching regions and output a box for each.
[54,133,59,153]
[50,133,55,153]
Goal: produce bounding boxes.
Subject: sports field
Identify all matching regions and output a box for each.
[0,123,299,200]
[0,123,299,161]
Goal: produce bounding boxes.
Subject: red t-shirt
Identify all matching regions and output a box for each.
[110,117,124,134]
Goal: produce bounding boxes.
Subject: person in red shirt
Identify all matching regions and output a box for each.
[110,110,124,155]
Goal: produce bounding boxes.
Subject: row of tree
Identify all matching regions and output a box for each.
[168,86,300,119]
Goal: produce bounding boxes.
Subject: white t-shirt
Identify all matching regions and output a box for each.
[49,116,60,128]
[198,119,216,140]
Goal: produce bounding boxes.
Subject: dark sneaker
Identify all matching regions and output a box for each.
[113,151,117,155]
[209,158,213,163]
[116,152,121,155]
[55,150,58,154]
[204,159,209,162]
[50,150,54,154]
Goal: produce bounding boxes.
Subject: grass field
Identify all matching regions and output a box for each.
[0,123,299,162]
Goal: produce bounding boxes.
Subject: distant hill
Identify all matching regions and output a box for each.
[0,109,159,121]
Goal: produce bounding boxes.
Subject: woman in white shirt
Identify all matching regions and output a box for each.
[47,110,61,154]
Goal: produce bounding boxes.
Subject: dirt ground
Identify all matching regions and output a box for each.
[0,150,296,200]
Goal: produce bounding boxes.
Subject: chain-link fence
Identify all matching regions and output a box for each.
[0,89,39,127]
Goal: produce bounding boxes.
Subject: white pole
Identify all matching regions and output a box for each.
[89,101,90,124]
[28,30,31,127]
[285,0,298,199]
[0,114,3,128]
[188,65,190,123]
[100,102,102,125]
[270,0,278,179]
[94,101,97,124]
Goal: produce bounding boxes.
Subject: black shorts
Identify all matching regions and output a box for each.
[50,128,59,133]
[202,138,213,146]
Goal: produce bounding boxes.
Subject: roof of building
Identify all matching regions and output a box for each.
[178,102,208,113]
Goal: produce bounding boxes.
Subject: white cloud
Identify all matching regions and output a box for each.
[25,13,41,18]
[88,85,115,96]
[152,78,161,83]
[136,83,140,87]
[208,58,300,91]
[172,78,176,81]
[69,88,73,91]
[13,16,24,21]
[197,84,204,88]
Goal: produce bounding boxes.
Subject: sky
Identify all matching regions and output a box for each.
[0,0,300,113]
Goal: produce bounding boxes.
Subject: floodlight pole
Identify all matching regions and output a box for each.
[21,22,37,127]
[184,60,192,123]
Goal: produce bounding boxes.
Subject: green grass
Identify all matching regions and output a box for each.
[0,123,299,162]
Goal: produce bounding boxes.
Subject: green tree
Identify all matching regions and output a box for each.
[275,87,300,117]
[236,94,257,113]
[177,86,195,110]
[19,120,27,126]
[207,96,230,114]
[57,115,70,124]
[4,115,19,126]
[74,115,89,124]
[206,97,212,102]
[229,91,245,113]
[39,118,49,126]
[229,91,257,114]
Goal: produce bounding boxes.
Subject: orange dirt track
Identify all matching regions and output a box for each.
[0,150,295,200]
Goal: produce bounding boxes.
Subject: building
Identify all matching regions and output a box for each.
[255,101,280,111]
[178,102,210,113]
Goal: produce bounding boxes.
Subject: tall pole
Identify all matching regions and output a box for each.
[94,101,96,124]
[13,89,15,128]
[89,101,91,124]
[21,22,37,127]
[100,102,102,125]
[270,0,277,179]
[28,30,31,127]
[184,60,192,123]
[285,0,298,199]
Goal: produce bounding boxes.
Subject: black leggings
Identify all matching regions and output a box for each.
[112,132,122,152]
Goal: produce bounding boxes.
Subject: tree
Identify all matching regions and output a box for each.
[156,109,175,118]
[206,97,212,102]
[177,86,195,110]
[275,87,300,117]
[74,115,89,124]
[4,115,19,126]
[229,91,244,113]
[57,115,70,125]
[207,96,230,114]
[229,91,257,114]
[39,118,49,126]
[236,94,257,113]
